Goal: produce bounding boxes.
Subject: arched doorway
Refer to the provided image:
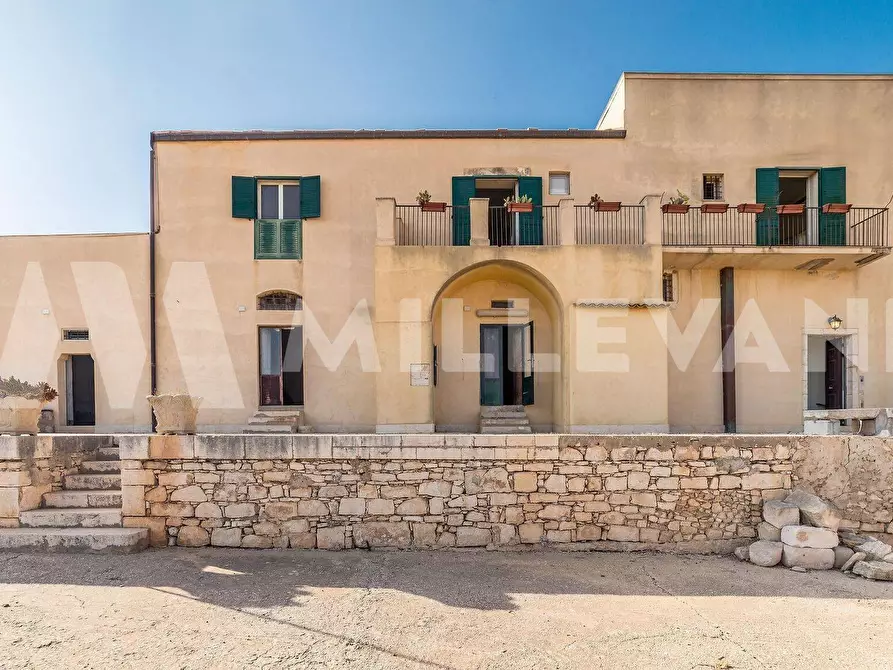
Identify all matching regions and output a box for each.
[431,261,563,432]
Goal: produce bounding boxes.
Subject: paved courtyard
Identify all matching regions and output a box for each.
[0,548,891,669]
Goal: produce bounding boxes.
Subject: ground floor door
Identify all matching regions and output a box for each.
[65,355,95,426]
[480,322,534,406]
[825,339,845,410]
[259,326,304,406]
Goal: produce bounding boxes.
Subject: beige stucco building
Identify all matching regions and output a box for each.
[1,72,892,435]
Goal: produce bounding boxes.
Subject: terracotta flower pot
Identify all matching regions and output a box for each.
[822,203,851,214]
[592,201,622,212]
[0,397,42,435]
[700,203,729,214]
[777,204,805,215]
[661,203,690,214]
[420,202,447,213]
[736,203,765,214]
[148,394,202,435]
[506,202,534,213]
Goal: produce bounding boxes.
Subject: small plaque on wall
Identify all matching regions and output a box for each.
[410,363,431,387]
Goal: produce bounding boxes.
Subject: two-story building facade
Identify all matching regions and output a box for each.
[1,72,891,434]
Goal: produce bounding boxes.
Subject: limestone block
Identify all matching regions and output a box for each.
[489,493,517,506]
[418,480,451,497]
[265,502,299,521]
[630,492,657,508]
[605,476,627,491]
[494,523,517,546]
[464,468,510,494]
[455,527,491,547]
[160,473,191,487]
[353,522,411,549]
[785,490,841,530]
[318,485,348,498]
[122,469,156,486]
[741,473,786,490]
[512,472,538,492]
[241,534,274,549]
[224,503,257,519]
[519,522,544,544]
[840,551,866,572]
[781,525,838,549]
[195,502,222,518]
[117,435,150,460]
[412,522,437,548]
[380,485,416,499]
[297,500,329,517]
[338,498,366,516]
[734,546,749,561]
[757,522,782,542]
[656,477,679,490]
[0,471,29,487]
[145,486,167,502]
[607,525,640,542]
[121,486,146,517]
[538,504,570,521]
[585,446,608,462]
[627,472,650,490]
[170,485,207,503]
[544,474,567,493]
[124,516,167,547]
[855,539,892,561]
[718,475,742,489]
[244,436,290,460]
[781,545,835,570]
[763,500,800,528]
[150,502,194,518]
[833,546,855,569]
[148,435,194,459]
[194,435,245,460]
[644,447,673,461]
[367,499,395,515]
[177,526,210,547]
[316,526,346,550]
[748,540,783,567]
[680,477,708,490]
[289,532,316,549]
[852,560,893,581]
[395,498,427,515]
[577,525,602,541]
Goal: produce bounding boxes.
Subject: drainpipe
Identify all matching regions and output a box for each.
[719,267,736,433]
[149,144,158,432]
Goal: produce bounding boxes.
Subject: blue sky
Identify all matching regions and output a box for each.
[2,0,892,236]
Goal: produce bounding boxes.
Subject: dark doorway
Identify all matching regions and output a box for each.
[259,326,304,406]
[66,355,95,426]
[476,185,516,246]
[825,339,845,410]
[480,323,534,406]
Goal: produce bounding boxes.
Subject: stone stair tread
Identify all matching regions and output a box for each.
[20,507,122,528]
[63,474,122,491]
[481,418,530,426]
[43,490,123,508]
[80,460,122,473]
[0,528,147,553]
[481,426,533,434]
[95,447,120,460]
[242,425,296,433]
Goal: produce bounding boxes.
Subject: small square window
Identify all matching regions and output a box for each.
[549,172,570,196]
[703,174,724,201]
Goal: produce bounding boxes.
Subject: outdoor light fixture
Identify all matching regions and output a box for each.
[41,309,50,316]
[828,314,843,330]
[237,305,247,313]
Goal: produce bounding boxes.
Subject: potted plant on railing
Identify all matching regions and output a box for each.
[504,195,534,213]
[737,203,766,214]
[700,202,729,214]
[0,377,57,435]
[777,203,805,215]
[661,190,690,214]
[588,194,622,212]
[147,391,202,435]
[822,203,852,214]
[416,190,447,213]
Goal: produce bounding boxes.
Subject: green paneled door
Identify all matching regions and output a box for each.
[819,167,847,245]
[451,177,476,246]
[755,168,780,245]
[517,176,543,245]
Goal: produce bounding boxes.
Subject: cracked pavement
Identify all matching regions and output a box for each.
[1,548,892,669]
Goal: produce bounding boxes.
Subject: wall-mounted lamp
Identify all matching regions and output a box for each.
[237,305,247,313]
[41,309,50,316]
[828,314,843,330]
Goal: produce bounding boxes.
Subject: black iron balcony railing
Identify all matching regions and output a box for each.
[574,204,645,245]
[395,204,559,246]
[395,205,459,245]
[487,205,559,246]
[662,205,889,248]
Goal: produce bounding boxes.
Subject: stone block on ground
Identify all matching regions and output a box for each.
[833,546,855,569]
[781,545,835,570]
[784,490,841,531]
[734,546,749,561]
[840,551,866,573]
[780,525,839,549]
[757,522,782,542]
[353,522,411,549]
[455,527,491,547]
[855,539,892,561]
[852,560,893,581]
[316,526,346,550]
[748,540,783,567]
[210,527,242,547]
[763,500,800,528]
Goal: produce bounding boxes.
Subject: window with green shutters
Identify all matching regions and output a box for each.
[255,219,302,259]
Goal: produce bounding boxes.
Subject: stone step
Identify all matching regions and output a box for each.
[43,490,123,508]
[0,528,147,553]
[95,446,120,460]
[64,474,121,491]
[481,408,527,419]
[242,425,296,434]
[481,426,533,434]
[20,507,121,528]
[480,417,530,427]
[80,460,121,474]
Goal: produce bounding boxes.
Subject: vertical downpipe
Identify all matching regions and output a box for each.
[719,267,736,433]
[149,145,158,432]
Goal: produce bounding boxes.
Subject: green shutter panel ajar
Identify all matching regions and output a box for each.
[279,220,302,259]
[819,167,846,246]
[300,176,321,218]
[755,168,779,245]
[232,176,257,218]
[255,220,279,259]
[451,177,476,246]
[517,176,543,245]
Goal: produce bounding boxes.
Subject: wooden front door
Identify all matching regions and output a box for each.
[825,339,845,410]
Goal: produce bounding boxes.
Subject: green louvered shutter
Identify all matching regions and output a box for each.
[300,176,321,218]
[255,220,279,259]
[518,177,543,245]
[755,168,780,245]
[819,167,847,245]
[451,177,476,246]
[232,176,257,218]
[279,220,302,259]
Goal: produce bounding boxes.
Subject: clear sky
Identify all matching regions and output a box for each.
[2,0,893,236]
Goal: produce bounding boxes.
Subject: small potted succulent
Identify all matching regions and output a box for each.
[822,203,851,214]
[737,203,766,214]
[588,194,622,212]
[148,391,202,435]
[416,190,446,213]
[505,194,534,213]
[661,190,690,214]
[777,203,805,215]
[0,377,58,435]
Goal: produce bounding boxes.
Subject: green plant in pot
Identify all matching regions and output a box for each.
[504,194,534,213]
[661,190,691,214]
[588,194,622,212]
[417,190,446,212]
[0,376,58,435]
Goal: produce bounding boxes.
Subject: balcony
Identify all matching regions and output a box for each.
[662,205,891,270]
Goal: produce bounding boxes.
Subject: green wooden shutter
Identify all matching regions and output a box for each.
[521,321,534,405]
[518,177,543,245]
[279,220,302,259]
[755,168,780,245]
[300,176,321,219]
[255,220,279,259]
[451,177,476,246]
[232,176,257,218]
[819,167,847,245]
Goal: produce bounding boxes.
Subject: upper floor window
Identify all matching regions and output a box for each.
[258,291,302,311]
[549,172,570,196]
[703,174,724,201]
[260,182,301,220]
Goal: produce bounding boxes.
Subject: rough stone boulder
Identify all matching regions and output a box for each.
[749,540,783,567]
[784,490,841,530]
[352,522,411,549]
[781,545,835,570]
[833,546,855,569]
[757,522,782,542]
[763,500,800,528]
[852,560,893,581]
[780,525,839,549]
[855,539,893,561]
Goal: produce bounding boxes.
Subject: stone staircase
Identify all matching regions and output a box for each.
[244,407,305,433]
[480,405,532,434]
[0,444,148,553]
